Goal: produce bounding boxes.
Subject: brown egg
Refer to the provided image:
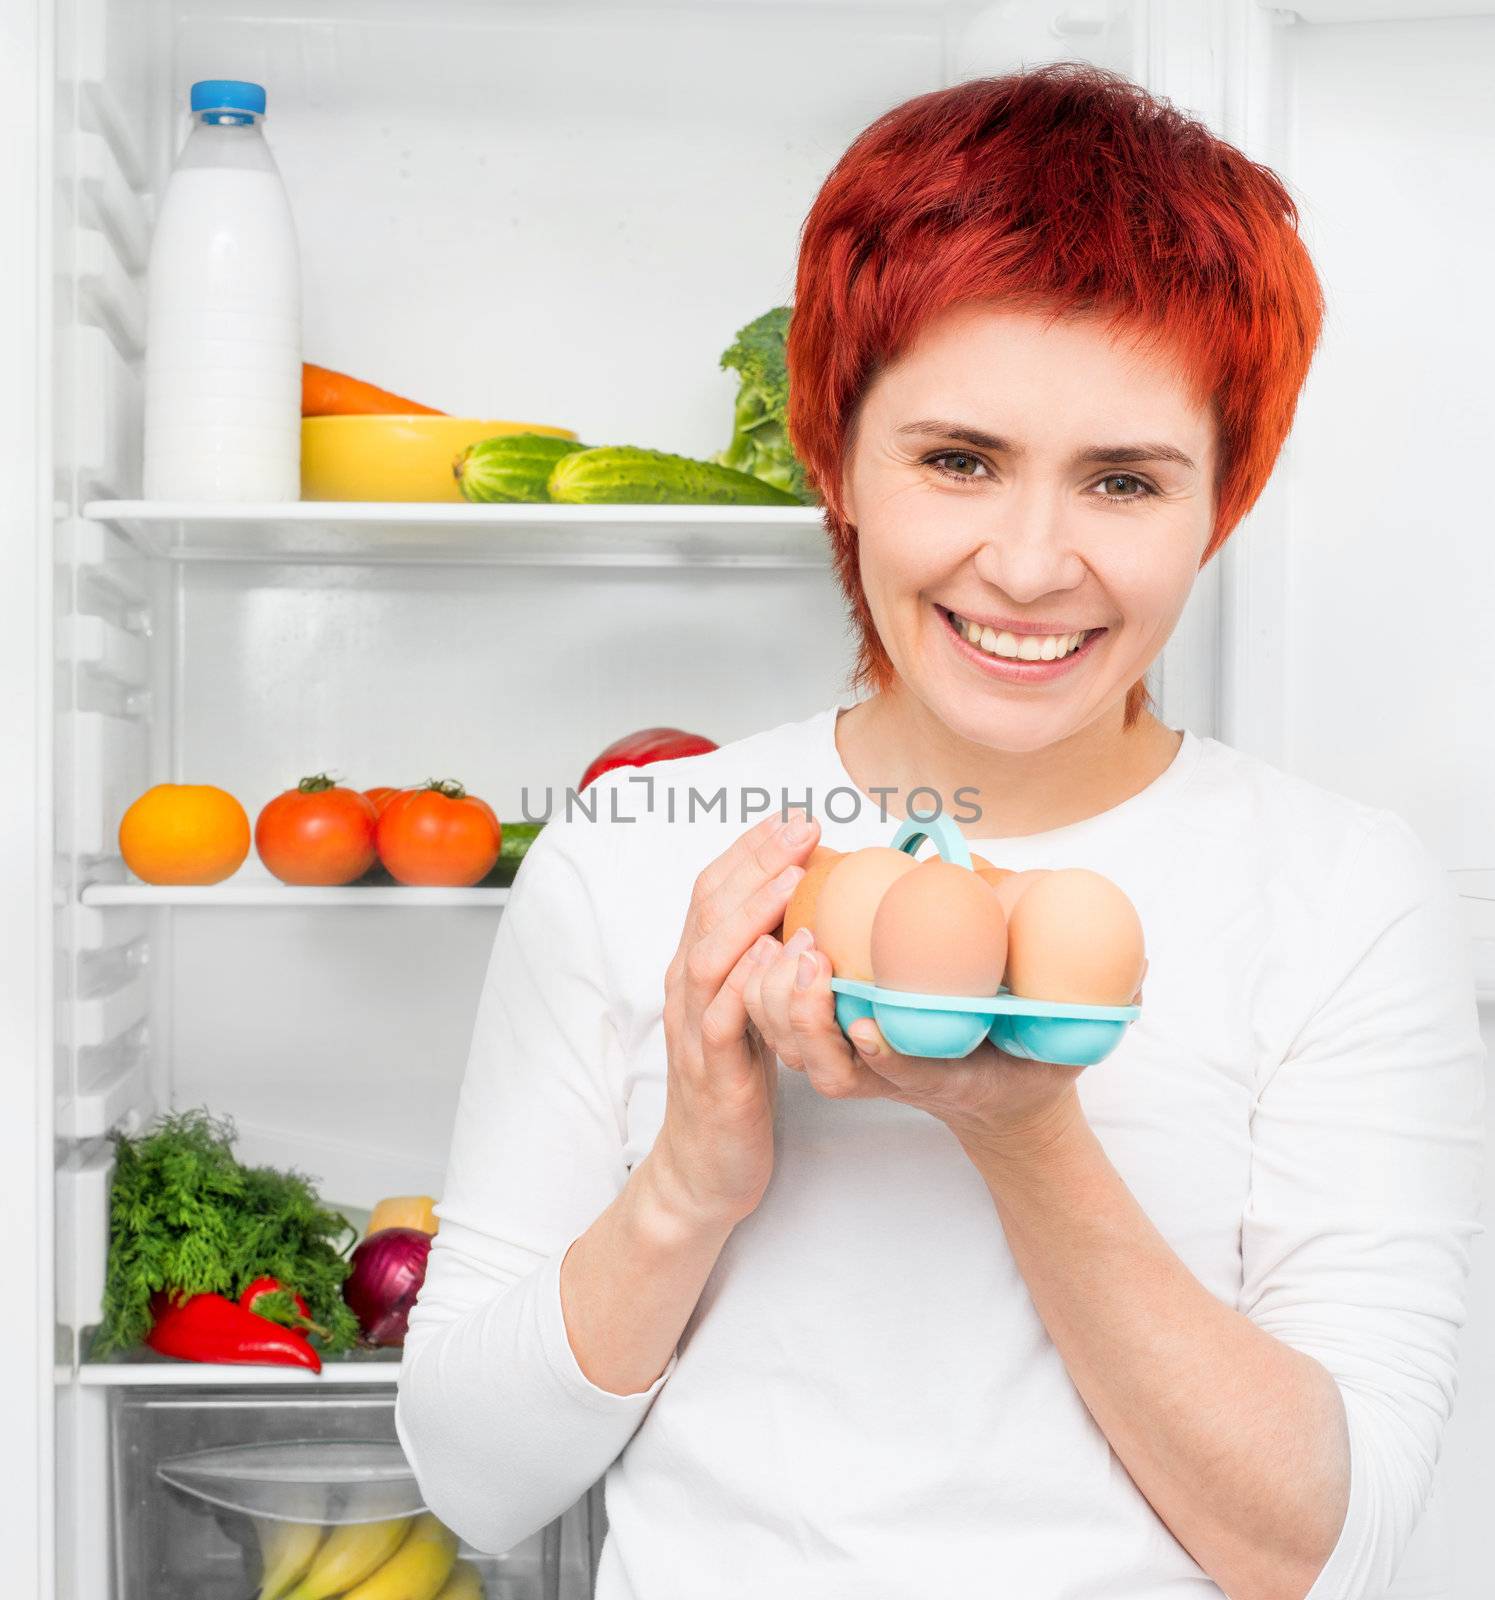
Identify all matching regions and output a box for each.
[780,846,842,943]
[974,865,1014,896]
[992,868,1050,920]
[969,851,999,874]
[1004,868,1146,1005]
[871,859,1007,996]
[813,846,918,980]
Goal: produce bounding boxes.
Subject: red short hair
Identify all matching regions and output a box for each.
[787,64,1324,727]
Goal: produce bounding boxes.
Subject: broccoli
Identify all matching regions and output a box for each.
[714,306,816,505]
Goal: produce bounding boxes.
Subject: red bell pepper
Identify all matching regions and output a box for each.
[579,727,717,790]
[240,1275,311,1320]
[145,1291,321,1371]
[238,1275,331,1340]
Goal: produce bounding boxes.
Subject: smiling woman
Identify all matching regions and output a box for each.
[397,63,1485,1600]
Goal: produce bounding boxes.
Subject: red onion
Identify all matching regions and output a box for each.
[343,1226,432,1346]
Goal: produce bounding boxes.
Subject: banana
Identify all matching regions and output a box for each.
[343,1512,459,1600]
[254,1519,325,1600]
[432,1560,486,1600]
[434,1559,486,1600]
[282,1516,412,1600]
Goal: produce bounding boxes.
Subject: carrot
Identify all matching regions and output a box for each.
[302,362,445,417]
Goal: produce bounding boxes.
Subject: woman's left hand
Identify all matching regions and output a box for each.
[743,929,1143,1155]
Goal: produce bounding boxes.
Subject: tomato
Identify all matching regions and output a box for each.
[376,780,502,887]
[364,786,405,819]
[119,784,250,885]
[255,775,378,886]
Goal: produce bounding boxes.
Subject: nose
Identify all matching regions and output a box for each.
[969,482,1087,601]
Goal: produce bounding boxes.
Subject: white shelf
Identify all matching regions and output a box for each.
[83,500,829,568]
[75,1358,400,1387]
[1286,0,1494,20]
[81,882,510,907]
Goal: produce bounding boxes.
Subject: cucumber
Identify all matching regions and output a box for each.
[455,434,590,503]
[486,821,545,887]
[548,445,802,507]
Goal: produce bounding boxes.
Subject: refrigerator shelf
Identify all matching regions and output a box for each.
[83,500,830,569]
[81,883,511,907]
[76,1359,400,1388]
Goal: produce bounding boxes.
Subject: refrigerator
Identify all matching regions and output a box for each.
[1,0,1490,1595]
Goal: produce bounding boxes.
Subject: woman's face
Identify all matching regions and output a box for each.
[840,303,1217,753]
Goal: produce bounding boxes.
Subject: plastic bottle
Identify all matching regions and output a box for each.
[143,79,301,501]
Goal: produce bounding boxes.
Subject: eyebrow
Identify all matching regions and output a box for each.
[894,419,1198,473]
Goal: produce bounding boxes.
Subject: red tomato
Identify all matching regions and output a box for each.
[255,775,378,886]
[364,786,405,819]
[376,780,501,887]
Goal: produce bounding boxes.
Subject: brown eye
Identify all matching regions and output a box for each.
[1095,473,1149,498]
[927,451,987,479]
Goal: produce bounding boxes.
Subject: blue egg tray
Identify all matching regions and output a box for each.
[827,814,1140,1065]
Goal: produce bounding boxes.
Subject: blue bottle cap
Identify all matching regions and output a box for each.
[190,80,267,116]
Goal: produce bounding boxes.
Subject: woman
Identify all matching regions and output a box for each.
[397,66,1485,1600]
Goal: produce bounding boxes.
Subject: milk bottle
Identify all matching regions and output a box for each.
[143,80,301,500]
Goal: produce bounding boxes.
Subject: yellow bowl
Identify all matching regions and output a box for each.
[301,416,579,502]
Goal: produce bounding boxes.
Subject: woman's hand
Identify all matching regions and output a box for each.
[648,810,821,1231]
[743,931,1146,1158]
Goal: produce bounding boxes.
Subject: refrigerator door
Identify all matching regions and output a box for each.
[1,2,53,1598]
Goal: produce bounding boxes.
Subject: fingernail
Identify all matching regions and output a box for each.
[782,815,814,844]
[785,925,813,955]
[795,953,817,989]
[774,864,804,892]
[851,1027,879,1057]
[751,937,775,965]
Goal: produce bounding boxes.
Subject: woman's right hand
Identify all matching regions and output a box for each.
[648,809,822,1232]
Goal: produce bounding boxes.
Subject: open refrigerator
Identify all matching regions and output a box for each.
[1,0,1491,1597]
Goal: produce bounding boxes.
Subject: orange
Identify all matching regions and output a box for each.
[119,784,251,885]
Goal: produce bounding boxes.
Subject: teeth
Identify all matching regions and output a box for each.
[950,612,1091,661]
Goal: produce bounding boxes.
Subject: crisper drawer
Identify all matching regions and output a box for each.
[110,1385,597,1600]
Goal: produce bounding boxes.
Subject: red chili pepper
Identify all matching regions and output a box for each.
[145,1292,321,1371]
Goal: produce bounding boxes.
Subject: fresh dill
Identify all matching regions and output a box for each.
[94,1108,360,1356]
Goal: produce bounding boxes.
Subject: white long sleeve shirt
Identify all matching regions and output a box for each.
[396,702,1487,1599]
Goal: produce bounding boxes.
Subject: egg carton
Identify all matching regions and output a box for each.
[827,814,1140,1065]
